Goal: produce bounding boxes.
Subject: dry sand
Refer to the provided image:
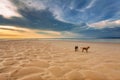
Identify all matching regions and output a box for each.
[0,39,120,80]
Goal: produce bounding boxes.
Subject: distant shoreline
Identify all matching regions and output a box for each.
[0,38,120,43]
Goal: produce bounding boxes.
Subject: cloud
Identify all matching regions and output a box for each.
[37,30,61,37]
[0,9,74,31]
[48,5,68,23]
[0,27,26,32]
[0,25,29,32]
[11,0,120,24]
[11,0,67,23]
[86,0,96,9]
[0,25,80,38]
[76,27,120,38]
[89,20,120,29]
[0,0,22,19]
[0,0,120,38]
[61,31,83,38]
[18,0,47,10]
[79,0,96,12]
[0,25,63,38]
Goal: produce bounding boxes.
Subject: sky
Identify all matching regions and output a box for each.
[0,0,120,38]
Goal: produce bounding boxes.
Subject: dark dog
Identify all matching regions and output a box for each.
[75,46,78,52]
[81,46,90,53]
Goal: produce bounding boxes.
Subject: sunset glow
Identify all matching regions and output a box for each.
[0,0,120,38]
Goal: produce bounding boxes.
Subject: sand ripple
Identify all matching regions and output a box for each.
[0,40,120,80]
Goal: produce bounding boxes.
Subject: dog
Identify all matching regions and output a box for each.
[81,46,90,53]
[75,46,78,52]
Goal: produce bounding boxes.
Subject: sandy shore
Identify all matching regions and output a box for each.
[0,39,120,80]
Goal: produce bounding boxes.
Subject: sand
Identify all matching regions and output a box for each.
[0,39,120,80]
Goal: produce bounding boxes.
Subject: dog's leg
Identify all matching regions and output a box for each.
[75,48,78,52]
[75,49,77,52]
[82,49,84,52]
[86,49,88,53]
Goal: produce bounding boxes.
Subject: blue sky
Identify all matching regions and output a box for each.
[0,0,120,38]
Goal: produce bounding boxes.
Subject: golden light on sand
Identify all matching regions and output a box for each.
[0,40,120,80]
[0,25,62,38]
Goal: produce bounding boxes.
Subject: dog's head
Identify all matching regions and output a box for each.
[87,46,90,49]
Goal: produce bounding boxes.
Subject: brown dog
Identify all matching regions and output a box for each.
[81,46,90,53]
[75,46,78,52]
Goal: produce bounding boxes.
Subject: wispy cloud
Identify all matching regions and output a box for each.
[0,0,120,38]
[49,5,66,23]
[86,0,96,9]
[89,20,120,29]
[36,30,62,37]
[0,27,26,32]
[61,31,83,38]
[79,0,96,12]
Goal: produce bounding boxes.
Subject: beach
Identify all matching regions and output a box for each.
[0,39,120,80]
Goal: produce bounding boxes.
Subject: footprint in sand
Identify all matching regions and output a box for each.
[82,70,109,80]
[0,73,10,80]
[0,66,19,73]
[10,67,44,79]
[17,73,44,80]
[24,60,49,68]
[48,66,65,77]
[2,59,18,66]
[64,70,84,80]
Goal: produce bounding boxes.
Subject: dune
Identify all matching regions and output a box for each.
[0,39,120,80]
